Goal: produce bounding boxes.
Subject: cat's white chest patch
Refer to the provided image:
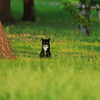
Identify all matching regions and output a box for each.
[43,45,48,52]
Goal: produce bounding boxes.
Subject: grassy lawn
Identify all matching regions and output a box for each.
[0,0,100,100]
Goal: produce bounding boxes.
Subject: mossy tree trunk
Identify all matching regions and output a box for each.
[22,0,35,21]
[0,22,16,60]
[0,0,14,23]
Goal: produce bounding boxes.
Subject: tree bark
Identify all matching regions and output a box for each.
[22,0,35,21]
[0,0,14,23]
[0,22,16,60]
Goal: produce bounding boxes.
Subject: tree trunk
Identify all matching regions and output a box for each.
[0,22,16,60]
[0,0,14,23]
[85,3,90,36]
[22,0,35,21]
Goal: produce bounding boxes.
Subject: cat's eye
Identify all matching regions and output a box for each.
[43,42,48,44]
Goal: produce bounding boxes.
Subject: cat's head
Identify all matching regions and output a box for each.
[41,38,50,51]
[42,38,50,45]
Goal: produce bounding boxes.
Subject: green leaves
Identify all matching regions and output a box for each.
[61,1,89,30]
[79,0,91,4]
[91,0,100,5]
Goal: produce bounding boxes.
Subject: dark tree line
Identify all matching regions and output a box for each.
[0,0,35,23]
[1,0,100,23]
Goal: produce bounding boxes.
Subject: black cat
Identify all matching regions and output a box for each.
[39,38,51,58]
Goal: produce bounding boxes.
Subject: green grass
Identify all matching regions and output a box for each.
[1,0,100,100]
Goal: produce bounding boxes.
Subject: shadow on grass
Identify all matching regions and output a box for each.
[14,48,39,58]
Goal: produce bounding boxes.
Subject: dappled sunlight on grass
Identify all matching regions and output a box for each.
[6,32,100,62]
[1,0,100,99]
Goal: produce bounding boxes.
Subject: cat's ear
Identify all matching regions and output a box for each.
[48,38,50,41]
[41,38,44,41]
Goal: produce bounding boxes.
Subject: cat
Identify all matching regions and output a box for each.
[39,38,51,58]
